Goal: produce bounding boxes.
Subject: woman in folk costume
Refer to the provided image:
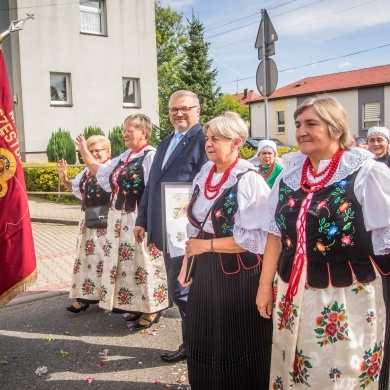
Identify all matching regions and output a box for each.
[76,114,169,331]
[178,112,272,389]
[251,139,283,188]
[367,125,390,389]
[58,135,112,313]
[256,95,390,389]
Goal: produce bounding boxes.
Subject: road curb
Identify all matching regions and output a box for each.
[6,288,70,307]
[31,217,79,226]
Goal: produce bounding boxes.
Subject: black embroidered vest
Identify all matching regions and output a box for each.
[109,151,149,212]
[275,169,390,288]
[187,172,261,274]
[79,172,111,210]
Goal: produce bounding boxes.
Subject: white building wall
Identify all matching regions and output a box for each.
[384,86,390,128]
[14,0,158,161]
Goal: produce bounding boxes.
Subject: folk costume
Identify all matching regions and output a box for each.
[263,148,390,389]
[185,159,272,390]
[69,162,111,304]
[96,146,169,313]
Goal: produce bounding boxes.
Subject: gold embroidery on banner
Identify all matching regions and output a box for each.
[0,147,17,198]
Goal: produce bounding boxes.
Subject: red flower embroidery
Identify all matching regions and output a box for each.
[288,198,295,208]
[328,312,338,323]
[367,362,380,377]
[316,200,327,210]
[341,236,351,245]
[324,323,338,337]
[215,210,222,218]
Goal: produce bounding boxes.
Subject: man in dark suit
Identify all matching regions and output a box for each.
[134,90,208,362]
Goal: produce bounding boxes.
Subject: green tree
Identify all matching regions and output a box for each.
[219,94,249,123]
[46,128,76,164]
[179,14,227,124]
[83,125,105,139]
[108,125,126,158]
[155,1,187,141]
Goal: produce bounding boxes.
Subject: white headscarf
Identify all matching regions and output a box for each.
[367,126,390,141]
[249,139,283,166]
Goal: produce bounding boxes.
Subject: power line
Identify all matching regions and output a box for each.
[0,1,79,11]
[219,43,390,85]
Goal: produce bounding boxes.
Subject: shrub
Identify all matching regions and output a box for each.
[78,126,106,163]
[46,128,76,164]
[239,146,257,160]
[108,125,126,158]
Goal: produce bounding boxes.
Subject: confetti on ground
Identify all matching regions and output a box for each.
[35,366,48,376]
[177,375,187,384]
[155,381,161,385]
[97,361,105,367]
[104,310,112,315]
[165,385,171,388]
[99,349,109,356]
[60,350,69,357]
[43,335,53,342]
[139,329,149,335]
[64,331,71,335]
[151,329,159,336]
[1,357,8,365]
[138,361,142,365]
[87,377,95,384]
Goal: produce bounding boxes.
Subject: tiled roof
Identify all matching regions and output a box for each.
[248,64,390,103]
[233,89,262,105]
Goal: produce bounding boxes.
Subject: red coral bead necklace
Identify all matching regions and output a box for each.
[258,163,275,180]
[204,157,239,200]
[300,148,344,194]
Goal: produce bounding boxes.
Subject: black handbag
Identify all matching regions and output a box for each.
[85,204,109,229]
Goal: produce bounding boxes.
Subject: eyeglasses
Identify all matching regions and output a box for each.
[89,148,105,154]
[121,128,142,135]
[168,106,198,115]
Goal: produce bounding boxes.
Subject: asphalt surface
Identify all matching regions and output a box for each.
[0,197,188,390]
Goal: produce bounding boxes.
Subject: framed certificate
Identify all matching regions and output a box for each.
[161,182,193,257]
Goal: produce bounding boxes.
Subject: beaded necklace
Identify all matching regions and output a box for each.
[258,163,274,180]
[300,148,344,194]
[204,157,239,200]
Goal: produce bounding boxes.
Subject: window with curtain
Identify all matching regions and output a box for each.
[123,78,141,107]
[80,0,106,35]
[363,102,381,129]
[277,111,285,133]
[50,73,72,105]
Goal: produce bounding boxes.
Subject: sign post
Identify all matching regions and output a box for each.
[255,10,278,138]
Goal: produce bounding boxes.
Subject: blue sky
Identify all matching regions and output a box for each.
[160,0,390,94]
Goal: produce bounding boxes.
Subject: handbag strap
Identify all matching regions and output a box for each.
[196,206,213,239]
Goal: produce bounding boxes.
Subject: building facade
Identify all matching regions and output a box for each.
[248,64,390,146]
[0,0,159,161]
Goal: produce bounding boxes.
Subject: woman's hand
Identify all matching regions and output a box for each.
[57,159,67,182]
[185,237,209,257]
[256,283,274,319]
[178,254,193,287]
[75,134,88,154]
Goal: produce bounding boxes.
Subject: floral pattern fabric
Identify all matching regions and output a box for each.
[98,202,169,313]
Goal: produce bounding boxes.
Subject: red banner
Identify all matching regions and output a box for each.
[0,47,37,307]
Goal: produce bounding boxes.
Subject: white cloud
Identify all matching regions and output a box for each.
[338,62,352,70]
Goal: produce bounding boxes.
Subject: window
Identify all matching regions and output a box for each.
[123,78,141,107]
[50,73,72,106]
[80,0,106,35]
[363,102,381,129]
[277,111,285,133]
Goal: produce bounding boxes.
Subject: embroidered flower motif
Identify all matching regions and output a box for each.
[103,239,112,257]
[289,348,312,387]
[149,244,162,259]
[338,201,349,213]
[85,239,96,256]
[81,278,95,295]
[96,260,103,277]
[351,280,369,294]
[359,343,383,388]
[276,294,298,333]
[314,302,350,347]
[272,376,283,389]
[329,367,342,382]
[337,179,349,187]
[73,258,82,274]
[315,242,326,252]
[287,198,296,208]
[366,310,377,325]
[117,287,133,305]
[134,266,149,285]
[109,266,117,284]
[285,238,292,248]
[118,243,135,261]
[341,235,352,245]
[153,284,168,305]
[215,210,222,218]
[316,200,327,210]
[327,225,339,237]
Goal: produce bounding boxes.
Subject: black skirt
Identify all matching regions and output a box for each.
[185,252,272,390]
[380,273,390,390]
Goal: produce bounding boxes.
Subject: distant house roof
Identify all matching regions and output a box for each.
[247,64,390,104]
[233,89,262,105]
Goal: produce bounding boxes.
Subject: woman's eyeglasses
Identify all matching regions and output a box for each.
[168,106,198,115]
[121,128,142,135]
[89,148,105,154]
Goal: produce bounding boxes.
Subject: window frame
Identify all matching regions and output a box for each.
[276,110,285,133]
[363,102,381,129]
[122,78,141,108]
[50,72,72,106]
[80,0,107,36]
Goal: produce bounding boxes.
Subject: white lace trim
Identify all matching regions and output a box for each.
[372,227,390,255]
[194,159,257,190]
[233,226,267,254]
[281,148,374,190]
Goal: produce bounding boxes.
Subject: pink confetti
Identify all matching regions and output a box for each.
[98,361,104,367]
[151,329,159,336]
[87,377,95,384]
[155,380,161,384]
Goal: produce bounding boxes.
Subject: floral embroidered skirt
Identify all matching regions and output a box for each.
[186,252,272,390]
[270,265,386,389]
[69,211,106,302]
[98,208,169,313]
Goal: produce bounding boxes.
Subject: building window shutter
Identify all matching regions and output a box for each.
[363,102,381,129]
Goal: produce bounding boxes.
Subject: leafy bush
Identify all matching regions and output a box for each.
[78,126,106,162]
[46,128,76,164]
[24,162,83,204]
[108,125,126,158]
[239,146,257,160]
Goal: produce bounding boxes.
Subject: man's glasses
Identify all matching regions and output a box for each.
[89,148,105,154]
[121,128,142,135]
[168,106,198,115]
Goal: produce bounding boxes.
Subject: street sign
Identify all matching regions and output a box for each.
[258,42,275,60]
[255,9,278,53]
[256,58,278,97]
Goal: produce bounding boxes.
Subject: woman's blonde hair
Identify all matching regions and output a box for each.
[87,135,111,157]
[294,95,355,150]
[124,114,153,141]
[203,112,248,148]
